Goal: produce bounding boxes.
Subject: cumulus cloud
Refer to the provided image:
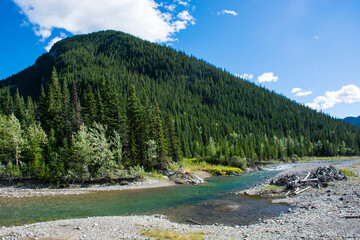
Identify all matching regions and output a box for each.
[258,72,279,83]
[178,10,195,25]
[218,10,238,16]
[44,36,64,52]
[292,87,312,97]
[165,4,177,11]
[175,0,190,7]
[12,0,195,43]
[238,73,253,80]
[306,84,360,110]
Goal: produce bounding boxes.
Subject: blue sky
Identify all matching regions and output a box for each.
[1,0,359,118]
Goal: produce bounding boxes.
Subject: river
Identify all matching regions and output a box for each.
[0,166,291,227]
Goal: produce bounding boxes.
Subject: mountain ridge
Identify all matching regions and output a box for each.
[342,116,360,127]
[1,30,359,161]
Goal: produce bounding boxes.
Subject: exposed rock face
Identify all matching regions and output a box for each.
[166,171,204,185]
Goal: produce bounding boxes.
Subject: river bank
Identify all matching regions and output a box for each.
[0,160,359,239]
[0,177,176,198]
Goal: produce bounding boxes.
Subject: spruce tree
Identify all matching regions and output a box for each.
[165,111,182,162]
[153,102,167,169]
[81,84,97,126]
[126,85,141,166]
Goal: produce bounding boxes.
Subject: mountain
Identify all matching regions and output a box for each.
[1,30,359,167]
[342,116,360,127]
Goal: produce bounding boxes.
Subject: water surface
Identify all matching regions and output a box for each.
[0,169,289,227]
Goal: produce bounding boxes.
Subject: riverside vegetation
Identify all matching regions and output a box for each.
[0,30,359,183]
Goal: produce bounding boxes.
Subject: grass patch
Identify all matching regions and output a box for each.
[338,169,357,177]
[263,185,283,190]
[183,159,242,176]
[150,171,167,181]
[141,229,204,240]
[298,156,360,162]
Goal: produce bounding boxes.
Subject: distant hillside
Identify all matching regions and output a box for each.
[342,116,360,127]
[1,30,359,164]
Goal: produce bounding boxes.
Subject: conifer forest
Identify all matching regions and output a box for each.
[0,31,359,180]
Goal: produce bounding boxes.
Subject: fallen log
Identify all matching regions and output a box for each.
[342,216,360,219]
[295,186,312,195]
[303,172,311,181]
[187,219,202,225]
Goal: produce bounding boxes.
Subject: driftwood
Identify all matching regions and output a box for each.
[187,219,202,225]
[303,172,311,181]
[270,165,347,196]
[342,216,360,219]
[295,186,311,195]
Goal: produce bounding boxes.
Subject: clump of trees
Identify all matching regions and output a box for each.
[0,68,182,180]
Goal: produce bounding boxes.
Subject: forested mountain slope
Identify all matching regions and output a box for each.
[342,116,360,127]
[0,30,359,179]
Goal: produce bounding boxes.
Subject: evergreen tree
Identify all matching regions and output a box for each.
[81,84,97,126]
[42,67,64,146]
[153,102,168,169]
[14,89,26,124]
[165,111,182,162]
[126,85,141,166]
[70,78,82,132]
[0,88,13,116]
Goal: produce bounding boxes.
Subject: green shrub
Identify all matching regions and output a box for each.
[229,156,247,169]
[150,171,164,180]
[128,165,146,178]
[141,229,204,240]
[339,169,357,177]
[5,162,21,177]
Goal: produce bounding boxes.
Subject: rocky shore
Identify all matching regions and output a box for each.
[0,177,176,198]
[0,160,359,239]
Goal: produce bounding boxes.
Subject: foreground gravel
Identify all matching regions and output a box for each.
[1,160,359,239]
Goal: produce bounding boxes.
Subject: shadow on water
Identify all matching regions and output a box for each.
[0,169,290,227]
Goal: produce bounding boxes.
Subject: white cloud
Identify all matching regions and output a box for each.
[314,36,319,40]
[218,10,238,16]
[258,72,278,83]
[12,0,195,43]
[177,10,195,25]
[238,73,253,80]
[175,0,189,7]
[165,4,176,11]
[292,87,312,97]
[306,84,360,110]
[44,36,64,52]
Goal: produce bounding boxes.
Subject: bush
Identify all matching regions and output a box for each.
[128,165,146,178]
[5,162,21,177]
[229,156,247,169]
[339,169,357,177]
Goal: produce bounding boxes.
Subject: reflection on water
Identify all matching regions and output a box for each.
[0,170,289,227]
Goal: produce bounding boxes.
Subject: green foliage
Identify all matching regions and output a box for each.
[338,169,357,177]
[183,159,242,176]
[128,165,146,178]
[263,185,283,190]
[140,229,204,240]
[0,113,25,167]
[5,162,21,177]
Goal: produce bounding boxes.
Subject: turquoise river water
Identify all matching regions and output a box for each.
[0,168,290,227]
